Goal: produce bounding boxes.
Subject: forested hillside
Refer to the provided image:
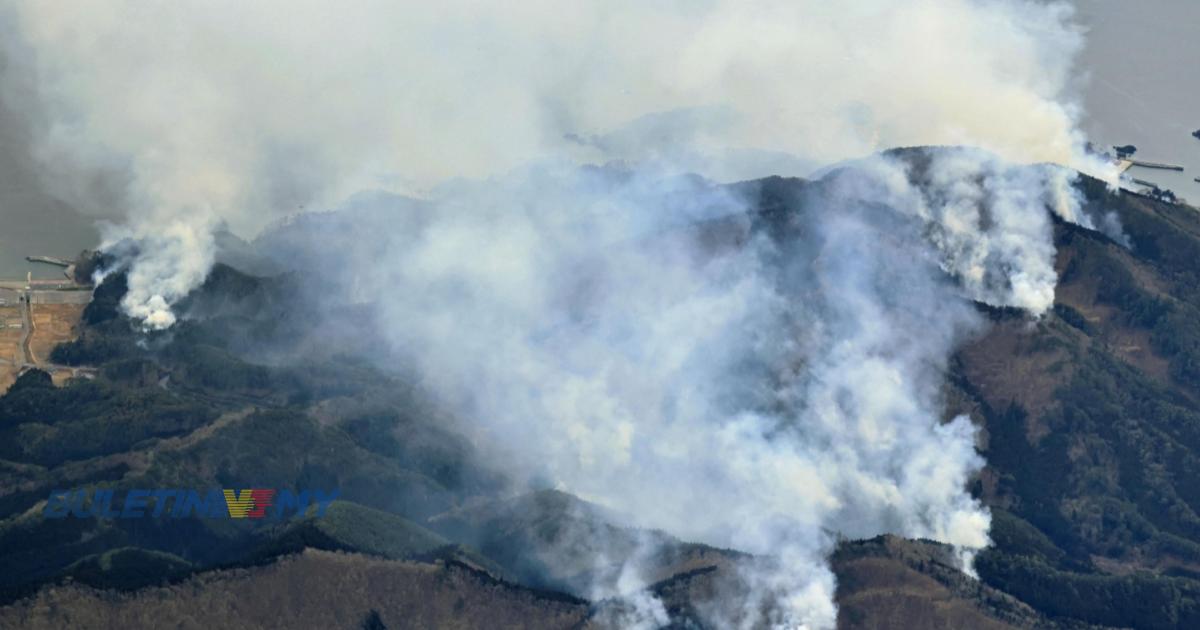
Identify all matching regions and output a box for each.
[4,156,1200,628]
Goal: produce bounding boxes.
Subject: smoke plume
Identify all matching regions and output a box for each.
[270,149,1068,627]
[3,0,1107,328]
[2,0,1121,627]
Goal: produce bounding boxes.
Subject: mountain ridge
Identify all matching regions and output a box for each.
[3,150,1200,627]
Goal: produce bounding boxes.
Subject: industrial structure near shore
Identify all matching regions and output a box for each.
[0,252,99,391]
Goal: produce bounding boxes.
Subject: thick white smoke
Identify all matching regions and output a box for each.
[3,0,1106,329]
[2,1,1119,626]
[326,149,1062,627]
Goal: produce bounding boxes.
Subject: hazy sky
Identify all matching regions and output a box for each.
[1,0,1197,279]
[0,91,102,279]
[0,10,109,278]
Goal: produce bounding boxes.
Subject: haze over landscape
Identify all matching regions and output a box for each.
[1,2,1200,629]
[5,1,1197,272]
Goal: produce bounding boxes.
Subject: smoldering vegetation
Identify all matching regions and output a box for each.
[33,147,1103,626]
[0,0,1110,333]
[14,147,1200,628]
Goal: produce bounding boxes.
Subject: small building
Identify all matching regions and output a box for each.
[1114,144,1138,159]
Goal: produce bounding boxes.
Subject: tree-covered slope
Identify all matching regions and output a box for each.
[6,156,1200,627]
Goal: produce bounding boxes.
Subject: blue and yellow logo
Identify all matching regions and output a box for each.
[43,488,338,519]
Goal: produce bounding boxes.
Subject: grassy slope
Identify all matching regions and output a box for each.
[8,160,1200,627]
[0,549,588,630]
[958,181,1200,629]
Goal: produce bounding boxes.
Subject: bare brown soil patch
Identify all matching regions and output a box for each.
[0,549,589,630]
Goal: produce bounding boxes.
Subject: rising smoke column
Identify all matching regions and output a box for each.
[327,148,1066,627]
[2,0,1105,329]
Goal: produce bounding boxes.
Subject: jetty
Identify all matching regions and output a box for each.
[25,256,72,268]
[25,254,80,282]
[1129,159,1185,171]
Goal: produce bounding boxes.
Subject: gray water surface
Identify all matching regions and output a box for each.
[1076,0,1200,204]
[0,139,100,280]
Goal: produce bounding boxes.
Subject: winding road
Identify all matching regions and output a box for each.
[19,291,33,365]
[0,282,97,383]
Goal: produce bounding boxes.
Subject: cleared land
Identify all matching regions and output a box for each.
[0,288,89,391]
[0,308,22,393]
[29,303,86,366]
